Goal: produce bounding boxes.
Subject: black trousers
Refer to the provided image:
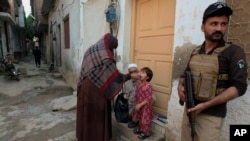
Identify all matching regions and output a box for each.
[35,57,40,66]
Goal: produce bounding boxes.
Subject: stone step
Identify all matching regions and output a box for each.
[112,114,165,141]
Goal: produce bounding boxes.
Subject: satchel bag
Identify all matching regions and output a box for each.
[114,88,129,123]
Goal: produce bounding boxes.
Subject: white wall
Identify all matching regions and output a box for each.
[173,0,217,48]
[80,0,131,74]
[115,0,132,73]
[48,0,132,89]
[72,0,132,88]
[80,0,109,67]
[47,0,82,88]
[18,5,25,28]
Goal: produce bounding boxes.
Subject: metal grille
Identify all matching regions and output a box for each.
[226,0,250,82]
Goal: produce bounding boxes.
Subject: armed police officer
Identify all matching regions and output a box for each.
[177,2,248,141]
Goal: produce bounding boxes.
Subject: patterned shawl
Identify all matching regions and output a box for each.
[78,33,124,100]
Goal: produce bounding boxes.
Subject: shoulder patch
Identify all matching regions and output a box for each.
[237,59,246,69]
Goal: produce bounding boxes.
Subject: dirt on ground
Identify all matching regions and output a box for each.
[0,84,76,141]
[0,57,77,141]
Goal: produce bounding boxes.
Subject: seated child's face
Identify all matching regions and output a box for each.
[129,68,139,80]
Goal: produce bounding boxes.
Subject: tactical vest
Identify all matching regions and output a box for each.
[189,44,230,101]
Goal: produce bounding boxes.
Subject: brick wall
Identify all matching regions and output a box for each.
[226,0,250,82]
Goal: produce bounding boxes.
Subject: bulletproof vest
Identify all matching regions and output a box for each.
[189,44,230,101]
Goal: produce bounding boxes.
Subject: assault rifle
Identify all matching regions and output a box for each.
[179,71,196,141]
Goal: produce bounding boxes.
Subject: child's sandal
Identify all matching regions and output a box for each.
[138,133,150,140]
[133,128,142,134]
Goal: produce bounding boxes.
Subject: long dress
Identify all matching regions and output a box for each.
[132,82,153,136]
[76,33,124,141]
[76,78,112,141]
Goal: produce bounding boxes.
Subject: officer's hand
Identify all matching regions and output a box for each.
[177,78,185,103]
[187,103,206,115]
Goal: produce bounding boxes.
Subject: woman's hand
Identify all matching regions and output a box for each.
[124,73,131,81]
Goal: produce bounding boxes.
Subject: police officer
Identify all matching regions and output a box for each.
[177,2,248,141]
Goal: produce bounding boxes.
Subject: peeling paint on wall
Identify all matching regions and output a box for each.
[173,0,217,47]
[172,0,218,78]
[172,43,197,79]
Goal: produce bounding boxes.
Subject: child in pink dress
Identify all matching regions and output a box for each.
[132,67,154,139]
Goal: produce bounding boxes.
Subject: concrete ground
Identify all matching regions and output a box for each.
[0,56,76,141]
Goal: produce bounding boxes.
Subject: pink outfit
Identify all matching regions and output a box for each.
[132,82,153,136]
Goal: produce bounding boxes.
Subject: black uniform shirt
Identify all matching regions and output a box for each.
[192,39,248,118]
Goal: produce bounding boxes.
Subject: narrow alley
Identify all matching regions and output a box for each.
[0,55,76,141]
[1,0,250,141]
